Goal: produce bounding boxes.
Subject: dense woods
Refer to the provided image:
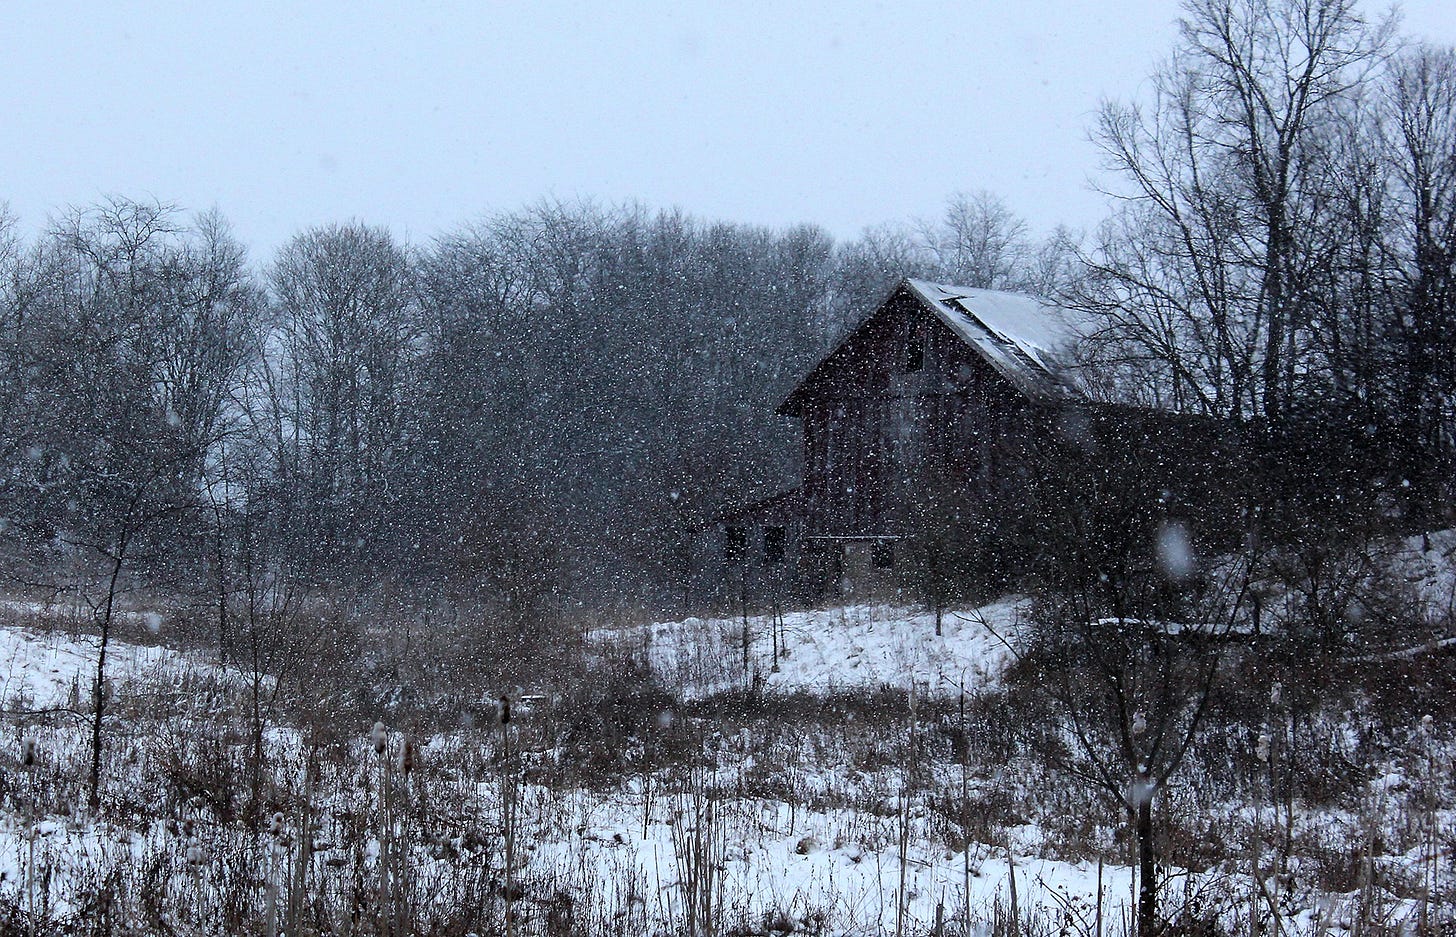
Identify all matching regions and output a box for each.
[0,193,1070,623]
[0,0,1451,628]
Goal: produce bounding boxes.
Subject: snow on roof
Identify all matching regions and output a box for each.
[778,278,1092,416]
[903,278,1090,398]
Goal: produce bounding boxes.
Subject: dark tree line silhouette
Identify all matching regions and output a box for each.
[0,0,1449,634]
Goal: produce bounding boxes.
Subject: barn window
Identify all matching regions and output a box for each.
[904,323,926,373]
[763,526,786,564]
[724,525,747,561]
[872,538,895,568]
[904,340,924,373]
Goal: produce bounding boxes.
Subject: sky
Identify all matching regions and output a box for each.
[4,1,1455,258]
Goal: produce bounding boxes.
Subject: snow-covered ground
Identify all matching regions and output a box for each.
[598,598,1027,699]
[0,563,1447,933]
[0,623,193,712]
[525,788,1137,936]
[1398,527,1456,610]
[0,606,1141,935]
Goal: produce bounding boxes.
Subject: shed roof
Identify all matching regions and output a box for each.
[779,278,1090,415]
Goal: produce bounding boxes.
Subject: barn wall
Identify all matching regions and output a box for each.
[785,292,1054,599]
[695,493,816,612]
[798,294,1039,543]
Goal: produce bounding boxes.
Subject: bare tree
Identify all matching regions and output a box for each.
[8,198,260,805]
[1017,468,1257,936]
[269,222,420,576]
[1383,44,1456,519]
[1023,594,1246,936]
[917,191,1030,291]
[1082,0,1391,427]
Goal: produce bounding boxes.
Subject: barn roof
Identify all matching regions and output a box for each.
[779,278,1090,416]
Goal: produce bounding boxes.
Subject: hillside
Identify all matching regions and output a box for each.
[596,598,1027,700]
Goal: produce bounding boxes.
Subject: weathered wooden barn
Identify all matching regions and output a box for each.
[708,277,1234,605]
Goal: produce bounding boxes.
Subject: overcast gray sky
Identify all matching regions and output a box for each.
[4,1,1454,256]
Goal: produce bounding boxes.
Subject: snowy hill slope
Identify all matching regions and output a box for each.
[0,621,209,712]
[598,598,1028,698]
[609,527,1456,700]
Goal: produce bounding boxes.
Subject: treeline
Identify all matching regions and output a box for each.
[0,192,1065,622]
[2,0,1453,628]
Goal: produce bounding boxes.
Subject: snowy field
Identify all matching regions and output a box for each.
[0,563,1447,934]
[0,599,1150,935]
[0,620,189,712]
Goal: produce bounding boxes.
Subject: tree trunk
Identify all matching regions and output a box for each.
[89,536,128,810]
[1136,782,1157,937]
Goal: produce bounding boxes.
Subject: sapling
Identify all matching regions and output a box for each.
[1096,856,1104,937]
[740,567,751,683]
[770,601,779,672]
[1006,839,1020,935]
[639,743,657,841]
[500,694,520,937]
[956,683,972,934]
[895,682,919,937]
[1418,713,1436,933]
[1251,686,1276,934]
[1354,776,1381,935]
[390,734,417,936]
[286,746,318,936]
[1253,730,1271,937]
[1260,681,1293,936]
[372,721,403,934]
[22,734,38,937]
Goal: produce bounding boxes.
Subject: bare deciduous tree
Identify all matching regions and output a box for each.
[919,190,1030,291]
[269,222,421,575]
[1082,0,1391,427]
[1383,44,1456,517]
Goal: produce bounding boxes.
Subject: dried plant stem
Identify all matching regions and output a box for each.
[287,748,316,935]
[502,704,519,937]
[671,771,724,937]
[24,746,37,937]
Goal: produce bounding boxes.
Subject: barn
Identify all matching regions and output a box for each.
[710,277,1234,607]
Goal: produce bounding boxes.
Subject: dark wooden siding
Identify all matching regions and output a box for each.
[797,294,1039,538]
